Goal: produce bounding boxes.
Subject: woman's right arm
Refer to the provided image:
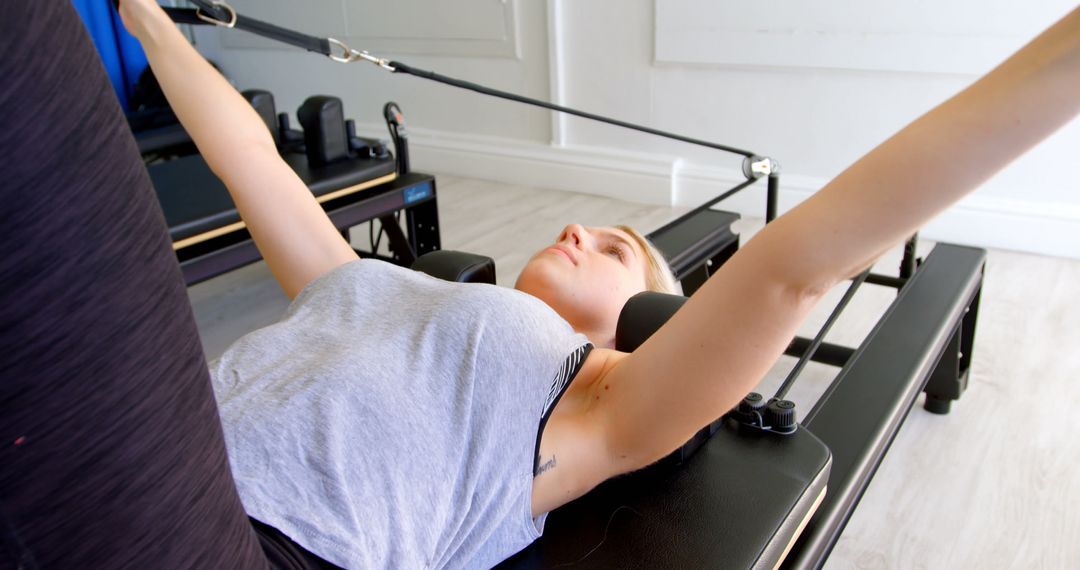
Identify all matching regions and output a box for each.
[120,1,358,299]
[583,5,1080,478]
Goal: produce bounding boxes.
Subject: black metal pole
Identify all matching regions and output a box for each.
[766,172,780,223]
[650,177,762,238]
[866,273,907,289]
[784,338,856,368]
[900,233,919,279]
[774,270,870,401]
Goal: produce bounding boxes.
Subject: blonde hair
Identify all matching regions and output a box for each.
[616,225,679,296]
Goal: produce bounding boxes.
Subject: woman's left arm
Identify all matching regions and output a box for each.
[578,5,1080,482]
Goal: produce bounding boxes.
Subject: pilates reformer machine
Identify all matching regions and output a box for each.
[138,88,440,285]
[156,2,986,567]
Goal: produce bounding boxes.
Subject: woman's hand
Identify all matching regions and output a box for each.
[116,0,170,41]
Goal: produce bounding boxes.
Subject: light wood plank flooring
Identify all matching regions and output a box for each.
[188,174,1080,569]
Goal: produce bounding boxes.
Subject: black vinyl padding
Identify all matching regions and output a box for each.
[149,152,395,242]
[411,250,497,285]
[615,291,689,353]
[501,421,831,569]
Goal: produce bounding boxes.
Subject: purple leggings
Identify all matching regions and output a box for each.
[0,3,327,568]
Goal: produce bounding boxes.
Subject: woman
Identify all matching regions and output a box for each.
[3,0,1077,568]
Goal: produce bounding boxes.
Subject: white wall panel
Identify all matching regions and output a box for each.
[222,0,519,58]
[655,0,1076,75]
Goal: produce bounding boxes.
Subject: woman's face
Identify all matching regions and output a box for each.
[515,224,649,347]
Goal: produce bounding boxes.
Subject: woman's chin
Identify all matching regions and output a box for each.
[515,258,566,292]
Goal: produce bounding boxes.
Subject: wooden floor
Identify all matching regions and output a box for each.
[189,173,1080,569]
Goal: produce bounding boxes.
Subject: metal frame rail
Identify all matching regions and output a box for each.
[781,243,986,569]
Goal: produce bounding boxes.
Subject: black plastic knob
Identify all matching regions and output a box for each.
[738,392,767,414]
[764,399,797,430]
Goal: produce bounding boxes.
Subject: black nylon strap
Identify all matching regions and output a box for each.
[157,2,758,161]
[389,62,756,158]
[163,7,331,56]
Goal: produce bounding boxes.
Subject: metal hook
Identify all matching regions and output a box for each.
[327,38,357,63]
[325,38,396,71]
[195,1,237,29]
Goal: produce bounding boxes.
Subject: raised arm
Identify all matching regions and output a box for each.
[591,6,1080,476]
[120,0,357,299]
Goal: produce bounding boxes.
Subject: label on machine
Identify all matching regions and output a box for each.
[403,182,433,206]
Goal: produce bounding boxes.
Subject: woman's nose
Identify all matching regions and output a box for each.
[558,223,588,248]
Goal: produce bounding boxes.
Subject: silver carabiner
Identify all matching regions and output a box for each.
[326,38,396,71]
[195,1,238,29]
[327,38,358,63]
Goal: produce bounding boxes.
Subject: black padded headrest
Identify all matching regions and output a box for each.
[615,291,688,352]
[242,89,280,147]
[411,250,497,285]
[297,95,350,167]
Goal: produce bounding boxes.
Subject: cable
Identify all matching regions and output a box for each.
[774,269,870,401]
[158,2,760,162]
[388,62,756,158]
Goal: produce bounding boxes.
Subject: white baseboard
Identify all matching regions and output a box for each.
[403,127,678,205]
[357,125,1080,260]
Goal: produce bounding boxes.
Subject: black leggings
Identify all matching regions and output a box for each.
[0,3,326,568]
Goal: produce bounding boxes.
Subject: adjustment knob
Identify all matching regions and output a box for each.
[764,399,797,431]
[738,392,767,414]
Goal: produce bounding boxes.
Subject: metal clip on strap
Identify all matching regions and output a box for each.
[325,38,396,70]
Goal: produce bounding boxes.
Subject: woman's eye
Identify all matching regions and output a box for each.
[607,245,626,262]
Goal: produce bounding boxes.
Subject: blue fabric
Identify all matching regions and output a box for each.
[71,0,148,111]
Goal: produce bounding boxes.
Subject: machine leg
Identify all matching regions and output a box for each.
[679,239,739,297]
[405,197,441,258]
[680,266,709,297]
[923,284,982,414]
[378,215,417,266]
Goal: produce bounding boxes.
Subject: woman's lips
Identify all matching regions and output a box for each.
[545,246,577,265]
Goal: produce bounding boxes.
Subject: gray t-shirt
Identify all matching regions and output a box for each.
[210,260,591,569]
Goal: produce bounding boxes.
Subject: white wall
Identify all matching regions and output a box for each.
[195,0,1080,259]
